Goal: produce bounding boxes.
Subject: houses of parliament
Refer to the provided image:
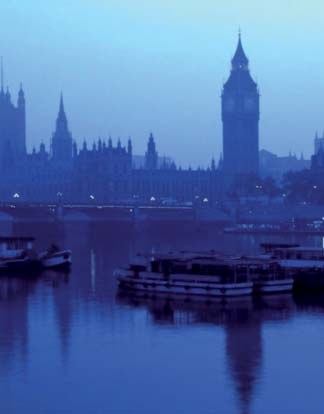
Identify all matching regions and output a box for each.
[0,35,262,204]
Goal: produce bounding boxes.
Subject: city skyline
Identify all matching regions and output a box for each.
[1,1,324,166]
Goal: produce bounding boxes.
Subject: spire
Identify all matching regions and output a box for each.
[55,93,68,131]
[59,92,65,115]
[231,32,249,70]
[128,137,132,154]
[18,84,25,108]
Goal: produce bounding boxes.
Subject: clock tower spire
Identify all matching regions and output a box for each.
[221,33,259,179]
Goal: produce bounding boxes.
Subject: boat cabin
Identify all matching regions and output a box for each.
[260,243,300,254]
[271,246,324,261]
[0,237,35,259]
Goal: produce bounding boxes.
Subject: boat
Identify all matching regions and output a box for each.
[115,250,295,297]
[259,243,324,289]
[115,252,256,298]
[245,259,294,294]
[39,244,72,269]
[0,236,41,274]
[260,243,324,270]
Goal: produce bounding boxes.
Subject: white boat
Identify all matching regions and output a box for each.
[39,244,72,269]
[115,252,256,298]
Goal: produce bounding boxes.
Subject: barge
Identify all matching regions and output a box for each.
[115,251,293,298]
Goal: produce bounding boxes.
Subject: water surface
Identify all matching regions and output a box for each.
[1,223,324,414]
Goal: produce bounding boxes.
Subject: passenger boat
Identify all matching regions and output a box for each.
[39,244,72,269]
[260,243,324,270]
[0,237,41,274]
[243,258,294,293]
[116,252,260,298]
[115,251,295,297]
[260,243,324,288]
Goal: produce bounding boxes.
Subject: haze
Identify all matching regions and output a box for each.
[1,0,323,166]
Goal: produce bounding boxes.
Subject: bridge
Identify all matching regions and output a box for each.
[0,203,232,225]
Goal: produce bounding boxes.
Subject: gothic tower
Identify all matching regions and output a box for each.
[145,133,158,170]
[222,33,259,177]
[0,60,27,169]
[51,94,73,163]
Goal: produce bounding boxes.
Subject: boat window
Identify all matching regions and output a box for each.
[191,263,201,274]
[161,260,171,275]
[151,260,160,273]
[130,264,146,272]
[172,264,188,273]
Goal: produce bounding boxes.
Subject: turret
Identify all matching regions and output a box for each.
[127,137,132,155]
[98,137,103,152]
[18,83,25,109]
[73,141,78,158]
[145,133,158,170]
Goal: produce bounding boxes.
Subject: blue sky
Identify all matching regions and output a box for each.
[1,0,324,166]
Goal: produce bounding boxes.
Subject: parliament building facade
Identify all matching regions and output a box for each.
[0,36,260,204]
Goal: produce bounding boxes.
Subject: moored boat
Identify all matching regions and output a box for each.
[237,257,294,294]
[0,236,41,275]
[260,243,324,289]
[115,252,256,298]
[115,251,295,298]
[39,244,72,269]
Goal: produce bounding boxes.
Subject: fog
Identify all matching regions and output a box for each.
[1,0,324,166]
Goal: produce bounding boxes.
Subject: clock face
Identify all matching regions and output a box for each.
[225,98,235,112]
[244,98,255,112]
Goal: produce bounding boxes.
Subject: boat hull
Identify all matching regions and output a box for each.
[254,278,294,294]
[115,271,253,297]
[40,250,72,269]
[0,258,42,276]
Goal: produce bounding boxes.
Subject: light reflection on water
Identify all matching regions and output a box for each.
[0,223,324,413]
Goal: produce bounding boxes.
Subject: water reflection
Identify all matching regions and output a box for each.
[0,277,37,377]
[1,223,324,413]
[117,291,295,414]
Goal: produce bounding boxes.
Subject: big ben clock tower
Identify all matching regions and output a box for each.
[222,33,259,177]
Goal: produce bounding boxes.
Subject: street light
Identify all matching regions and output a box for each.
[150,196,156,202]
[90,195,95,200]
[13,193,20,199]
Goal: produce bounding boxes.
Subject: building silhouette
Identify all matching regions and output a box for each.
[0,73,26,168]
[51,94,73,163]
[2,34,308,203]
[222,33,259,178]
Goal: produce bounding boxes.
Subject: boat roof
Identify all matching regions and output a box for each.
[136,252,278,267]
[139,250,221,261]
[261,243,300,249]
[0,236,35,242]
[277,246,324,252]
